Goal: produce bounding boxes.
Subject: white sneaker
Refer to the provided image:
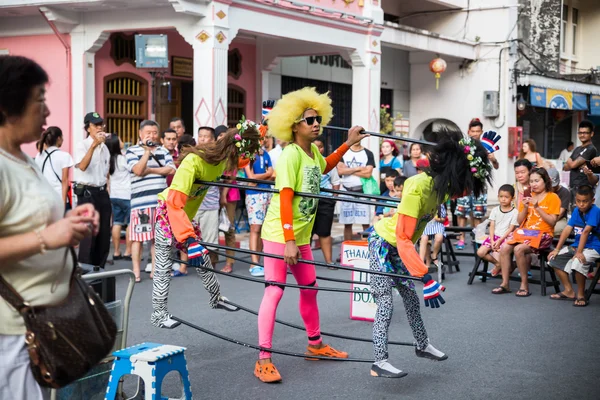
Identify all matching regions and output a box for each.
[158,317,181,329]
[370,360,407,378]
[249,266,265,277]
[145,263,153,273]
[415,344,448,361]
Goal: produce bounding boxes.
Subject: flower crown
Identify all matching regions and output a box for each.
[459,137,491,181]
[235,115,261,161]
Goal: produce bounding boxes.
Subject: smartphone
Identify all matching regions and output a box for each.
[523,188,531,198]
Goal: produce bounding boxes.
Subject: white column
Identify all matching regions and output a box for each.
[350,36,382,171]
[184,3,231,135]
[70,29,108,152]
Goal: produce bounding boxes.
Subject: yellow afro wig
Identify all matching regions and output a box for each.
[267,87,333,142]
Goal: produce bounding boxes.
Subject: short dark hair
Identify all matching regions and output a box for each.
[0,56,48,126]
[177,133,196,153]
[394,176,407,187]
[170,117,185,128]
[530,167,553,192]
[160,128,177,139]
[215,125,228,138]
[198,126,217,140]
[468,118,483,130]
[498,184,515,198]
[579,120,595,133]
[566,141,574,147]
[514,158,533,171]
[385,169,400,179]
[140,120,159,130]
[576,184,594,198]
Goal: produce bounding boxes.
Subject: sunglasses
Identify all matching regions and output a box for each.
[299,116,322,125]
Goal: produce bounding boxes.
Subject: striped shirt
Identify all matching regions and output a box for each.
[199,186,220,211]
[126,145,175,210]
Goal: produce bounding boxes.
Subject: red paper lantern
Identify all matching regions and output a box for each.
[429,57,447,90]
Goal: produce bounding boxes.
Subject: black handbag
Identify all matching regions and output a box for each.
[0,248,117,388]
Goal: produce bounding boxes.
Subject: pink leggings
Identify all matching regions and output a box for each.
[258,240,321,359]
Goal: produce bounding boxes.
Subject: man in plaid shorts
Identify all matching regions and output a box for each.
[126,120,176,281]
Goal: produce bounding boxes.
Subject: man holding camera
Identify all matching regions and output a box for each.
[126,120,176,281]
[74,112,112,269]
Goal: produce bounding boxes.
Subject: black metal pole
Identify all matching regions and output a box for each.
[225,175,400,204]
[323,125,436,146]
[196,180,395,209]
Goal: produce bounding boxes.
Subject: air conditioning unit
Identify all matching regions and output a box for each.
[483,91,499,118]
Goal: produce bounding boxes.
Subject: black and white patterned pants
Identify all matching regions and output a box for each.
[369,236,429,362]
[151,221,221,327]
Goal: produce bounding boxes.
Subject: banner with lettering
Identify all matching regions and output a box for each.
[342,241,376,321]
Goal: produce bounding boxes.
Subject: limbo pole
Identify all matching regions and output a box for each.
[196,180,395,209]
[323,125,436,146]
[227,175,400,204]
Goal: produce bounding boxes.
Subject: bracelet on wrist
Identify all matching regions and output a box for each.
[34,229,47,254]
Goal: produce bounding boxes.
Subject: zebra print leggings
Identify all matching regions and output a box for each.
[369,235,429,362]
[151,221,221,327]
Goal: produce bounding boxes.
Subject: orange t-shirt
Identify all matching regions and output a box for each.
[518,192,561,235]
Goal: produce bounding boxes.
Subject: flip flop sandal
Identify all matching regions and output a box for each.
[550,293,575,301]
[135,276,142,283]
[113,255,124,260]
[490,268,502,277]
[492,286,512,294]
[573,298,589,307]
[515,289,531,297]
[220,265,233,274]
[172,270,188,277]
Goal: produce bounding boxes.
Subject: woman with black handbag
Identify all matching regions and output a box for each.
[0,56,104,397]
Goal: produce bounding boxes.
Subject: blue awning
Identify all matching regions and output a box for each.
[529,86,588,111]
[591,95,600,116]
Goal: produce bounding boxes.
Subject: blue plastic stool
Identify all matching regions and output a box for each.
[105,342,193,400]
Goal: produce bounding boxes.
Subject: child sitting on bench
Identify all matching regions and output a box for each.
[476,184,519,277]
[548,184,600,307]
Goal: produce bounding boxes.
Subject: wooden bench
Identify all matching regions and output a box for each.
[468,248,561,296]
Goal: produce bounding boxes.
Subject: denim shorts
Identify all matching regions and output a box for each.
[111,198,131,225]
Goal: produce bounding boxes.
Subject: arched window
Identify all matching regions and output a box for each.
[104,72,148,146]
[227,85,245,127]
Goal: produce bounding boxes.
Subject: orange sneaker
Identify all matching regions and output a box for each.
[254,361,282,383]
[305,344,349,360]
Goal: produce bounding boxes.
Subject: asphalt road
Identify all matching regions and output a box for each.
[102,244,599,400]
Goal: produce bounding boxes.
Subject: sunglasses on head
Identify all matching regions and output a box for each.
[300,116,322,125]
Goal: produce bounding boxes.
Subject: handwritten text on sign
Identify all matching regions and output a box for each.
[342,241,376,321]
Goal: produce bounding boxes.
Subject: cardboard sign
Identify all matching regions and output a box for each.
[342,241,376,321]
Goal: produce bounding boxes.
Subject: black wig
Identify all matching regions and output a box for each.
[427,127,492,203]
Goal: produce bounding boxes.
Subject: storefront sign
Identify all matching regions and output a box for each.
[171,56,193,78]
[309,55,351,69]
[591,95,600,116]
[529,86,587,110]
[342,241,376,321]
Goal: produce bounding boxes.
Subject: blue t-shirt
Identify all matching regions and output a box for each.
[375,190,400,216]
[246,151,272,195]
[380,157,401,170]
[567,204,600,252]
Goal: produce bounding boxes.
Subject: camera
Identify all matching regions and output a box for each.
[143,140,159,147]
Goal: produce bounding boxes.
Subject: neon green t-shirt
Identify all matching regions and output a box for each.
[261,143,326,245]
[374,173,441,247]
[157,153,227,220]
